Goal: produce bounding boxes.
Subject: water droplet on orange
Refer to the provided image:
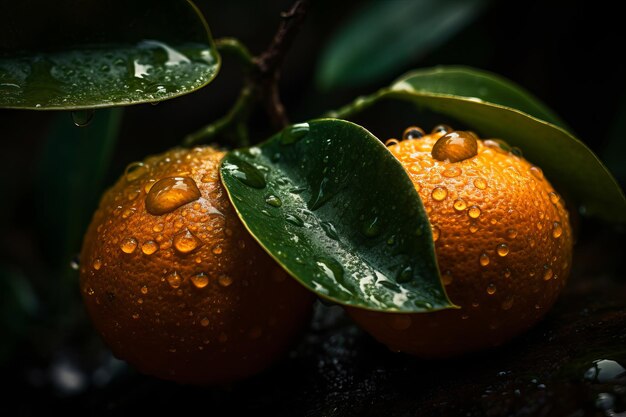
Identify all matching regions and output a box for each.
[480,253,490,266]
[166,271,182,288]
[93,259,102,270]
[486,284,496,295]
[431,124,452,135]
[530,166,544,179]
[549,191,560,204]
[120,237,138,254]
[218,275,233,287]
[200,317,210,327]
[507,228,518,239]
[431,131,478,162]
[141,240,158,255]
[403,126,425,140]
[86,287,95,296]
[469,223,479,233]
[453,199,467,211]
[543,267,553,281]
[212,245,223,255]
[504,268,512,278]
[153,223,164,233]
[473,178,487,190]
[496,243,510,257]
[431,186,448,201]
[145,177,201,215]
[132,313,140,319]
[125,162,148,182]
[385,138,400,147]
[552,221,563,238]
[140,285,148,295]
[468,205,481,219]
[190,273,209,289]
[173,228,202,254]
[442,166,462,178]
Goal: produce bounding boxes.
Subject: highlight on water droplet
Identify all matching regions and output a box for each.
[496,243,510,257]
[530,166,544,179]
[385,138,400,147]
[468,205,481,219]
[70,254,80,270]
[264,194,283,208]
[321,221,339,241]
[486,283,496,295]
[223,157,267,189]
[403,126,425,140]
[362,216,381,237]
[432,225,440,242]
[473,178,487,190]
[200,317,210,327]
[281,122,310,145]
[190,273,209,289]
[480,253,490,266]
[71,109,95,127]
[507,228,518,239]
[145,176,201,215]
[141,240,158,255]
[173,228,202,254]
[396,265,413,283]
[431,186,448,201]
[453,199,467,211]
[285,213,304,227]
[120,237,138,254]
[212,245,223,255]
[548,191,560,204]
[543,266,553,281]
[552,221,563,238]
[166,271,182,289]
[469,223,479,233]
[140,285,148,295]
[431,131,478,162]
[431,124,452,135]
[125,162,148,182]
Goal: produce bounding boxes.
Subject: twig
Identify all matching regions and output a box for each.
[185,0,310,147]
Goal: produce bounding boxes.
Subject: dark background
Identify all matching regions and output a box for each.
[1,0,625,415]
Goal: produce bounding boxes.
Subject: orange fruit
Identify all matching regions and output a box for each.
[79,147,314,384]
[347,125,573,357]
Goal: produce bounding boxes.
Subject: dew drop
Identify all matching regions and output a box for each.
[385,138,400,147]
[141,240,158,255]
[132,313,140,320]
[153,223,164,233]
[173,228,202,254]
[468,205,481,219]
[453,199,467,211]
[200,317,209,327]
[70,255,80,270]
[507,228,518,239]
[71,109,95,127]
[120,237,138,254]
[552,221,563,238]
[496,243,510,257]
[166,271,182,288]
[480,253,490,266]
[191,273,209,289]
[265,194,282,207]
[362,216,381,237]
[285,213,304,227]
[469,224,479,233]
[396,265,413,283]
[403,126,425,140]
[431,131,478,162]
[321,221,339,240]
[212,245,223,255]
[504,268,512,278]
[218,275,233,287]
[530,166,544,179]
[431,124,452,135]
[308,177,331,210]
[473,178,487,190]
[124,162,148,182]
[145,177,201,215]
[431,187,448,201]
[93,259,102,270]
[140,285,148,295]
[487,283,496,295]
[549,191,560,204]
[281,122,310,145]
[543,267,553,281]
[316,258,345,287]
[223,158,267,189]
[442,166,462,178]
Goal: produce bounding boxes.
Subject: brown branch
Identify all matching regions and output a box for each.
[252,0,310,129]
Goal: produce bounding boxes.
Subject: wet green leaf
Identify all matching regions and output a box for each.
[316,0,487,90]
[221,119,454,312]
[332,66,626,223]
[0,1,219,109]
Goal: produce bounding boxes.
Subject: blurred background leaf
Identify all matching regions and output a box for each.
[0,0,220,109]
[315,0,489,91]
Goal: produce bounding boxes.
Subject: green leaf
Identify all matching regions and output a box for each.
[36,109,123,274]
[220,119,454,312]
[0,0,219,109]
[316,0,487,90]
[330,66,626,223]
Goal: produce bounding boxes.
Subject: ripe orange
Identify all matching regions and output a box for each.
[347,125,573,356]
[79,147,314,384]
